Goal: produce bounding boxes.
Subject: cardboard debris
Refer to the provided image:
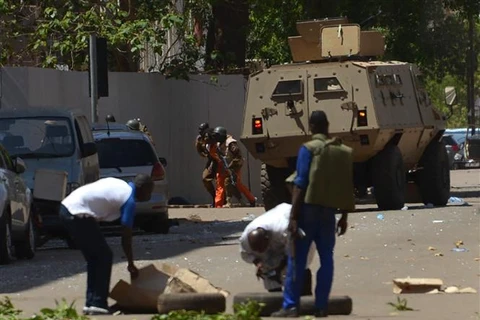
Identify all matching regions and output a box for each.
[458,287,477,294]
[110,263,229,313]
[444,286,459,293]
[393,278,443,294]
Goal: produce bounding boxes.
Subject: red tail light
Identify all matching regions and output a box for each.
[151,162,165,181]
[452,144,459,153]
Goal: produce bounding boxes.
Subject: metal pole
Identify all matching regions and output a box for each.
[89,34,98,124]
[467,12,475,135]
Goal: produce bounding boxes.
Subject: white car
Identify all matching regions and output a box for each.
[92,127,170,234]
[0,144,35,264]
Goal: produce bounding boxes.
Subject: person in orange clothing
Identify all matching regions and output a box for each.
[212,126,256,208]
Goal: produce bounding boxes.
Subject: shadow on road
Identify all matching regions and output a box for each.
[0,219,250,293]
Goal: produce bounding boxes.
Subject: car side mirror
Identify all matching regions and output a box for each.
[159,157,167,167]
[14,157,26,174]
[82,142,97,158]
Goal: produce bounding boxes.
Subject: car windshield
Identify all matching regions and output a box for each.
[95,138,158,168]
[0,117,74,158]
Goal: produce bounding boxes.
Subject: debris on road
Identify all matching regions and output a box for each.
[188,214,203,222]
[448,197,469,206]
[393,278,443,294]
[241,213,256,222]
[401,206,409,211]
[432,220,444,223]
[455,240,464,247]
[110,263,229,313]
[376,213,384,220]
[452,248,468,252]
[393,278,478,295]
[428,246,436,251]
[434,252,444,257]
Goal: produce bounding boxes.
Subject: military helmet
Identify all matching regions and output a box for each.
[106,114,116,122]
[198,122,209,135]
[126,118,141,131]
[213,126,227,143]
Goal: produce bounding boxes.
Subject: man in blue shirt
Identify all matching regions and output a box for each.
[60,174,154,315]
[272,111,351,318]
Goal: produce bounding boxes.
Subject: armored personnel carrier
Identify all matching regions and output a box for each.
[240,17,451,211]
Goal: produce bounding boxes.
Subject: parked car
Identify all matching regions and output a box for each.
[0,144,35,264]
[0,107,100,247]
[92,127,170,234]
[452,141,480,170]
[441,134,459,169]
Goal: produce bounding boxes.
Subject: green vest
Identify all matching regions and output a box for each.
[286,134,355,212]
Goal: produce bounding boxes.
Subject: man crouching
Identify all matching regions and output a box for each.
[239,202,314,295]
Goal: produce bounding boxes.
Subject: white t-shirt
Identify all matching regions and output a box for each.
[61,177,134,222]
[239,202,315,269]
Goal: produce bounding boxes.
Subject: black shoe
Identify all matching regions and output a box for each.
[271,307,298,318]
[314,309,328,318]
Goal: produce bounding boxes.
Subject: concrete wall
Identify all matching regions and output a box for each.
[0,67,261,204]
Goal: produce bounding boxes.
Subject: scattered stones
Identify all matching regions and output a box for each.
[434,253,444,257]
[428,246,436,251]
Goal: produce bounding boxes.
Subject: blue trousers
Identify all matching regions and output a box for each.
[282,204,336,310]
[59,205,113,309]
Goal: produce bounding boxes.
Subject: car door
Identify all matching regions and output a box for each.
[0,148,25,229]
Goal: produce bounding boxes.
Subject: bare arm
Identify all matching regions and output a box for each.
[121,226,135,267]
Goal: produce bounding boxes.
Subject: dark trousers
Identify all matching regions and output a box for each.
[59,205,113,309]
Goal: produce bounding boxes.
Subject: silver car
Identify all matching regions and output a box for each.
[92,128,170,234]
[0,144,35,264]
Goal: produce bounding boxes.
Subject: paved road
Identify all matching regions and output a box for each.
[0,170,479,320]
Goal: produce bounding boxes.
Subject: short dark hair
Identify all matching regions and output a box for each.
[309,110,329,133]
[134,174,153,189]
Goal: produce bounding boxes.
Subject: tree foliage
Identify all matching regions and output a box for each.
[0,0,209,78]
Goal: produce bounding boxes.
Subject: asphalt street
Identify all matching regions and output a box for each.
[0,169,479,320]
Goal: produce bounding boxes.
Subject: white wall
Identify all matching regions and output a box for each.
[0,67,261,204]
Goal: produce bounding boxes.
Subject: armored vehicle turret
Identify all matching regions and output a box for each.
[240,17,450,211]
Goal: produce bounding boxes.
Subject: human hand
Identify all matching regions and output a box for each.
[337,216,348,236]
[288,219,298,239]
[127,264,139,280]
[255,262,264,280]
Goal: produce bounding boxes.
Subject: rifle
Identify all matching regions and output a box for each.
[217,146,237,186]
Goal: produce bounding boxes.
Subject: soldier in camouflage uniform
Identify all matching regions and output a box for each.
[213,126,256,208]
[195,123,218,207]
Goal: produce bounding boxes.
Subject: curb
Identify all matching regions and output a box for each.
[168,189,480,209]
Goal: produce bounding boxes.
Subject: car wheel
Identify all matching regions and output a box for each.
[141,214,170,234]
[15,215,36,260]
[0,211,14,265]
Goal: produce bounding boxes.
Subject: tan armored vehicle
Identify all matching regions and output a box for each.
[240,17,451,211]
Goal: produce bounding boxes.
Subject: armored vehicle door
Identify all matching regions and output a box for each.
[258,69,310,137]
[409,65,439,127]
[306,66,354,135]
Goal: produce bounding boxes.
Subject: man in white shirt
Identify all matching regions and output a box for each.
[239,203,315,294]
[59,174,154,316]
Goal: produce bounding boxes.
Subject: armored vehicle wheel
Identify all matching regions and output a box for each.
[372,145,406,210]
[261,163,291,211]
[417,140,450,206]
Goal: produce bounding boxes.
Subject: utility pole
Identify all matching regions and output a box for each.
[89,34,98,124]
[466,11,476,135]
